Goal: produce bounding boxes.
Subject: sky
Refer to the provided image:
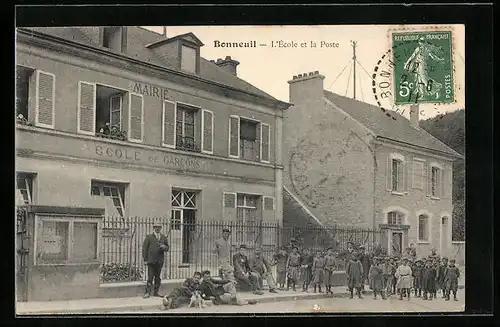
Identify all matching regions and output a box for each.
[143,25,465,120]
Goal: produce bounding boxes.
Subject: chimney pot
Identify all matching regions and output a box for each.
[315,70,319,74]
[293,75,298,79]
[309,72,314,76]
[410,104,420,128]
[215,56,240,76]
[225,56,231,60]
[298,74,303,78]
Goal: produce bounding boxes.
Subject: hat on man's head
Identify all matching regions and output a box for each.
[222,228,231,233]
[255,248,262,253]
[449,259,456,263]
[239,244,247,249]
[442,257,449,260]
[202,270,211,276]
[152,218,163,227]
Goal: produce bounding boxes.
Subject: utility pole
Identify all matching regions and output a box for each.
[351,41,357,100]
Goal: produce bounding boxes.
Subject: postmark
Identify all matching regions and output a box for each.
[371,26,457,120]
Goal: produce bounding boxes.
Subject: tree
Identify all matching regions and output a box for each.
[420,109,465,241]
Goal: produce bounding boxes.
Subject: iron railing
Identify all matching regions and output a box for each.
[100,216,383,283]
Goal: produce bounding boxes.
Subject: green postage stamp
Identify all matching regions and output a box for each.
[392,30,454,104]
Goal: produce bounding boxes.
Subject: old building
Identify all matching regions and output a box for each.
[283,71,462,258]
[15,26,290,274]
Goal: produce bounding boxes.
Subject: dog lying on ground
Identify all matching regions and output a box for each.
[189,291,206,308]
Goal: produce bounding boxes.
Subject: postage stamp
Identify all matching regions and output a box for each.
[391,30,455,105]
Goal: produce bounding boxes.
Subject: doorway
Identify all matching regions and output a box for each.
[441,217,449,256]
[391,231,403,257]
[171,189,198,265]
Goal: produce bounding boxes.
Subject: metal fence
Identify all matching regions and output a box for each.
[100,216,383,283]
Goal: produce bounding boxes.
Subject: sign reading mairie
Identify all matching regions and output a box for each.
[132,82,169,100]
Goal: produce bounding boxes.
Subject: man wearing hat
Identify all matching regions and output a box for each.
[394,256,412,300]
[142,220,169,298]
[249,248,279,293]
[232,244,263,295]
[359,245,372,294]
[214,228,233,278]
[443,259,460,301]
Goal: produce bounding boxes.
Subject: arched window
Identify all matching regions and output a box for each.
[387,211,404,225]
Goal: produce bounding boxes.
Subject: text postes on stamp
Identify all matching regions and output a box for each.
[392,31,454,105]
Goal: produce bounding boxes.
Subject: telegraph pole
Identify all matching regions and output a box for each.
[351,41,357,100]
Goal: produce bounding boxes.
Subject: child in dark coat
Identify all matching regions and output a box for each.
[369,257,386,300]
[346,252,364,299]
[443,259,460,301]
[272,247,288,290]
[312,250,325,293]
[422,259,437,300]
[437,257,449,298]
[412,259,424,297]
[432,257,440,298]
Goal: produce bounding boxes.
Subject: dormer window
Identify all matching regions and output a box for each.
[181,45,197,73]
[101,27,127,52]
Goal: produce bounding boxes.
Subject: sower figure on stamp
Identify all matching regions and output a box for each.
[142,220,169,298]
[272,247,288,290]
[214,228,233,278]
[249,248,278,293]
[286,246,301,291]
[443,259,460,301]
[299,248,313,292]
[346,252,364,299]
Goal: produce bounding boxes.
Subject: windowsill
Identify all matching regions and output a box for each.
[417,240,431,244]
[391,191,405,196]
[430,196,441,200]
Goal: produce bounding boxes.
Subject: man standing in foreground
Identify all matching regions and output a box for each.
[214,228,233,278]
[142,220,169,298]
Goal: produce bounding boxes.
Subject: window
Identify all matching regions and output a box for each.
[91,181,126,217]
[102,27,124,51]
[236,194,262,244]
[16,66,35,122]
[181,45,197,73]
[391,159,404,192]
[240,119,259,161]
[176,105,199,152]
[431,166,443,197]
[171,189,198,263]
[36,217,99,265]
[418,214,430,242]
[95,85,127,140]
[412,160,425,189]
[16,173,34,205]
[387,211,404,225]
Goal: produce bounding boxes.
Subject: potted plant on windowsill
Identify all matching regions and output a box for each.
[16,114,32,126]
[97,123,127,141]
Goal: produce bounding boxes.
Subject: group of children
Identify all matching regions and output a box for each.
[272,245,461,302]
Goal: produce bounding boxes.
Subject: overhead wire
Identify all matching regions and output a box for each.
[344,63,353,97]
[327,59,353,90]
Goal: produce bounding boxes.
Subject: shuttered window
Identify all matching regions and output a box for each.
[78,81,96,134]
[202,109,214,154]
[223,192,236,208]
[36,71,55,128]
[387,154,406,193]
[128,93,143,142]
[260,123,270,163]
[430,165,444,198]
[412,160,425,189]
[263,196,275,211]
[229,116,240,158]
[162,100,177,148]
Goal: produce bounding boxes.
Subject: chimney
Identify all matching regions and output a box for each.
[409,104,420,128]
[215,56,240,76]
[287,70,325,104]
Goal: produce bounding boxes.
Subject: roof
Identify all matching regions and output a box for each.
[20,26,279,103]
[323,90,462,158]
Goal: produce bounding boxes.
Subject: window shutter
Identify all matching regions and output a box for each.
[36,71,55,128]
[386,156,392,191]
[261,123,271,163]
[78,81,96,134]
[202,109,214,153]
[425,164,431,196]
[223,192,236,208]
[129,93,143,142]
[404,160,409,192]
[397,161,404,192]
[162,100,176,148]
[110,96,121,128]
[255,122,261,161]
[229,116,240,157]
[440,168,446,198]
[263,196,275,211]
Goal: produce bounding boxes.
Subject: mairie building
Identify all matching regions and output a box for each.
[15,26,290,273]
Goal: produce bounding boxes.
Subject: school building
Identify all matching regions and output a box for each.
[283,71,463,259]
[15,26,290,279]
